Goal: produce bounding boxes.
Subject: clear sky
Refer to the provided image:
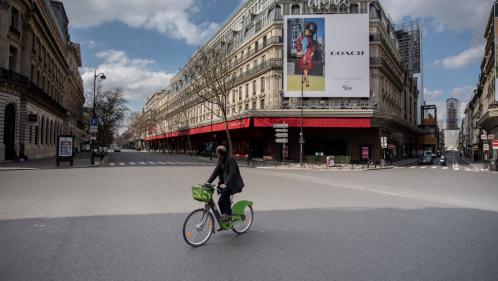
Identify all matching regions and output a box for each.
[62,0,494,126]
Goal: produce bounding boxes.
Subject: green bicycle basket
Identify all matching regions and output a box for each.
[191,185,213,203]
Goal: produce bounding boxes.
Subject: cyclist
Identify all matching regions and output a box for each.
[206,145,245,222]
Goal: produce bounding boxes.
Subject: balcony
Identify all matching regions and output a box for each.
[283,98,374,110]
[234,58,282,85]
[0,68,67,115]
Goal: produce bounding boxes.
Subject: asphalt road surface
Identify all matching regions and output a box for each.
[1,152,497,281]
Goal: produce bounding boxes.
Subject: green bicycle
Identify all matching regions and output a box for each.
[183,183,254,247]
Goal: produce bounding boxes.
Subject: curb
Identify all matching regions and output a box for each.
[0,167,38,171]
[364,166,394,171]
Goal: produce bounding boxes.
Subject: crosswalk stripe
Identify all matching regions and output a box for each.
[410,166,417,169]
[109,162,115,166]
[442,167,448,170]
[158,162,166,165]
[167,162,175,164]
[454,167,460,171]
[139,162,146,165]
[420,166,427,169]
[465,167,471,172]
[431,166,438,169]
[129,162,136,165]
[148,162,156,165]
[119,162,126,166]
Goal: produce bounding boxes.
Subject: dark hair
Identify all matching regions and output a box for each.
[304,21,317,36]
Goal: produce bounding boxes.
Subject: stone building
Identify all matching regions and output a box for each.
[145,0,421,162]
[0,0,84,161]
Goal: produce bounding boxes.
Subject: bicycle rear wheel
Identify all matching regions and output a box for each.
[183,209,214,247]
[232,205,254,234]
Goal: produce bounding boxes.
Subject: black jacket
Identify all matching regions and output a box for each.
[208,156,244,193]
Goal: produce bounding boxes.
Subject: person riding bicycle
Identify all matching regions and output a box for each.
[206,145,244,222]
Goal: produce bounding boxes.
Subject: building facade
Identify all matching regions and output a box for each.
[0,0,84,161]
[459,2,498,163]
[145,0,421,163]
[446,98,459,130]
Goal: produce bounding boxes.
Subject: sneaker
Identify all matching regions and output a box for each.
[220,214,232,222]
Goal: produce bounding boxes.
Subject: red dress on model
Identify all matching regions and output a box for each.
[296,35,316,71]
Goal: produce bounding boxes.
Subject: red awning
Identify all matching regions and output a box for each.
[253,117,371,128]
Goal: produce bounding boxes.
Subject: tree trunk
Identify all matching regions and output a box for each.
[187,134,192,156]
[223,118,233,156]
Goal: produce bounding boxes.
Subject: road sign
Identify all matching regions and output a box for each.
[493,140,498,149]
[90,133,97,141]
[275,128,288,133]
[388,144,394,150]
[483,144,490,151]
[276,138,288,144]
[275,133,288,138]
[481,134,487,140]
[273,123,289,129]
[488,134,495,140]
[299,138,305,144]
[90,119,98,133]
[381,137,387,148]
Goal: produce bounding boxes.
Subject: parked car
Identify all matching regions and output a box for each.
[418,155,433,165]
[114,146,121,152]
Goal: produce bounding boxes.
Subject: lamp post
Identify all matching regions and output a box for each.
[91,70,106,165]
[300,74,304,167]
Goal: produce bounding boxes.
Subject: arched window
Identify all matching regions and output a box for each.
[45,118,49,145]
[40,116,45,145]
[291,4,300,15]
[369,4,380,19]
[339,4,348,13]
[350,4,359,14]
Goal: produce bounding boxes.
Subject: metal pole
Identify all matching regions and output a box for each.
[91,70,96,165]
[210,102,213,160]
[300,74,304,167]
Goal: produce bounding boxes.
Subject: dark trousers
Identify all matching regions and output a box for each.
[218,188,233,216]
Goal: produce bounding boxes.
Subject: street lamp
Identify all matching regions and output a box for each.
[91,70,106,165]
[300,74,304,167]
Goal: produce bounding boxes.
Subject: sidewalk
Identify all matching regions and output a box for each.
[0,156,104,170]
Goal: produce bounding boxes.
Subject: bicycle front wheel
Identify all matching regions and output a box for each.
[183,209,214,247]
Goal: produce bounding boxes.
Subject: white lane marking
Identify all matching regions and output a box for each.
[139,162,147,165]
[454,167,460,171]
[129,162,136,165]
[158,162,166,165]
[148,162,156,165]
[420,166,427,169]
[442,167,449,170]
[465,167,471,172]
[410,166,417,169]
[109,162,115,166]
[119,162,126,166]
[167,162,175,164]
[431,166,438,169]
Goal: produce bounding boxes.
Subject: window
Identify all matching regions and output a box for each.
[35,125,39,145]
[261,55,266,64]
[239,105,242,113]
[350,4,359,14]
[252,80,256,96]
[8,47,18,72]
[32,34,36,53]
[255,41,259,51]
[291,4,300,15]
[239,87,242,100]
[245,84,249,98]
[263,36,267,47]
[10,7,20,32]
[245,103,249,111]
[261,77,265,92]
[31,64,35,81]
[260,99,265,109]
[252,101,256,109]
[232,90,235,103]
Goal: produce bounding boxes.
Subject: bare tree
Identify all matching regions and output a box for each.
[187,44,237,154]
[95,88,129,146]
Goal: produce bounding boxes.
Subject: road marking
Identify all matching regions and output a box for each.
[454,167,460,171]
[109,162,115,166]
[139,162,147,165]
[167,162,175,165]
[158,162,166,165]
[465,167,471,172]
[420,166,427,169]
[442,167,449,170]
[431,166,438,169]
[119,162,126,166]
[410,166,417,169]
[129,162,136,165]
[148,162,156,165]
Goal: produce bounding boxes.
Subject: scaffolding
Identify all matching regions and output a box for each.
[395,21,422,74]
[446,98,460,130]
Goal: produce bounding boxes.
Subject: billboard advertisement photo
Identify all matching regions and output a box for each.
[284,14,370,98]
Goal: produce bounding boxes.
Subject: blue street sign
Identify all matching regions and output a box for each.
[90,119,98,126]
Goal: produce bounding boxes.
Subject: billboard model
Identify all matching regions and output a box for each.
[284,14,370,98]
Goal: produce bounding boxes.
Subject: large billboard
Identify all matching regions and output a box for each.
[284,14,370,98]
